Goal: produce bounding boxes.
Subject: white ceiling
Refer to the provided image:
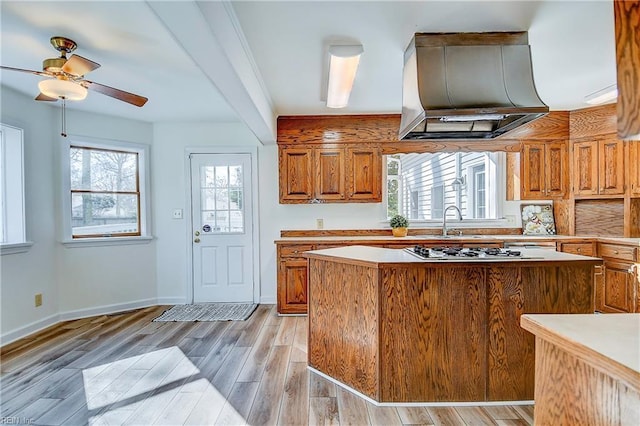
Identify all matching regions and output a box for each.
[0,1,617,143]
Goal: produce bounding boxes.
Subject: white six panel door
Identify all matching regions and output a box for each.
[190,153,253,303]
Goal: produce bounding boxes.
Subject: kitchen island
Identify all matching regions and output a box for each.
[305,245,602,403]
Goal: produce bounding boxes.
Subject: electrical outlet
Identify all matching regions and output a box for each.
[316,218,324,229]
[505,215,516,225]
[172,209,183,219]
[35,293,42,307]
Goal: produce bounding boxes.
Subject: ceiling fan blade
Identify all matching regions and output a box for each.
[1,65,50,77]
[35,93,58,102]
[62,54,100,76]
[83,80,148,107]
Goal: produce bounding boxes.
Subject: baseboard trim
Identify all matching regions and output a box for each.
[260,296,276,304]
[1,297,272,346]
[3,298,156,346]
[308,367,535,407]
[0,314,60,347]
[156,297,187,305]
[58,298,158,322]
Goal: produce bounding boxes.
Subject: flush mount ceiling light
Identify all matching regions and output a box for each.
[326,44,363,108]
[585,84,618,105]
[38,78,88,101]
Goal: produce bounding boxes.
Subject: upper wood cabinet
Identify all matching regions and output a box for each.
[315,148,346,201]
[279,148,314,201]
[521,141,568,199]
[346,147,382,202]
[279,145,381,204]
[572,138,625,196]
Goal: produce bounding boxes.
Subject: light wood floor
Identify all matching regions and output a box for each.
[0,305,534,425]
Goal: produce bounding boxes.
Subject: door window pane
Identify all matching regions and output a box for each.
[199,164,244,233]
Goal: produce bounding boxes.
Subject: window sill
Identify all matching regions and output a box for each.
[382,218,515,227]
[61,236,154,248]
[1,241,34,255]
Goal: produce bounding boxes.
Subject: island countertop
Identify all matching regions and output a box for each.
[521,313,640,388]
[304,245,603,267]
[520,314,640,424]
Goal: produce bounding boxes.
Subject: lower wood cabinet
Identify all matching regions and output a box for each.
[557,241,596,256]
[596,243,638,313]
[278,258,308,314]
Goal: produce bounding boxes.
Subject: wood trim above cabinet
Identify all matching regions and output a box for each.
[277,112,570,149]
[570,104,618,140]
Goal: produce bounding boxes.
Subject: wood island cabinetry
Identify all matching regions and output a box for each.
[306,246,600,403]
[521,141,568,199]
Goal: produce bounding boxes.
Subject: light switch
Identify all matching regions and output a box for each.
[173,209,183,219]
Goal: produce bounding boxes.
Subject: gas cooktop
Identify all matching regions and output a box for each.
[405,245,532,260]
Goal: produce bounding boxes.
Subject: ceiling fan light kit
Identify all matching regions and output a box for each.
[1,36,148,107]
[38,79,88,101]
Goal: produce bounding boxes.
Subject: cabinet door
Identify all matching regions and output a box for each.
[278,259,308,314]
[631,142,640,196]
[598,138,625,195]
[314,148,345,200]
[573,141,599,196]
[598,261,635,313]
[279,148,313,202]
[521,143,546,199]
[545,142,568,197]
[346,147,382,201]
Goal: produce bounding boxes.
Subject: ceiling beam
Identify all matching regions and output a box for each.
[146,0,276,144]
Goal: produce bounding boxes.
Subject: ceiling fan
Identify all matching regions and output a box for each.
[1,36,148,107]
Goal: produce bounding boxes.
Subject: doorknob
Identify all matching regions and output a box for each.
[194,238,201,243]
[194,231,200,236]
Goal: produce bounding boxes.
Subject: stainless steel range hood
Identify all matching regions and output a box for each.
[399,32,549,140]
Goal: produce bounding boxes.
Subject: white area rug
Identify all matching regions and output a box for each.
[153,303,258,322]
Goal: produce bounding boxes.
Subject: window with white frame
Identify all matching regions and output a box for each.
[0,124,27,251]
[386,151,503,221]
[63,137,150,240]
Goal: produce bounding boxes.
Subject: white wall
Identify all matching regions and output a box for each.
[55,109,156,315]
[1,86,58,338]
[0,86,156,343]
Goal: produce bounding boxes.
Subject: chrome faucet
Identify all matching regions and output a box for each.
[442,205,463,236]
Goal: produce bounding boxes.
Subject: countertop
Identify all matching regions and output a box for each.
[521,313,640,389]
[276,234,640,246]
[304,245,603,267]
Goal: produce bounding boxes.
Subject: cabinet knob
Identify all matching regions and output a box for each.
[577,248,581,253]
[194,238,201,243]
[614,250,619,254]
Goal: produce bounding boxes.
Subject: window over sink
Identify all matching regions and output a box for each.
[386,151,504,222]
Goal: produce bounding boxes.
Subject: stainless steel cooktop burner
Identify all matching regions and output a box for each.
[406,245,524,259]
